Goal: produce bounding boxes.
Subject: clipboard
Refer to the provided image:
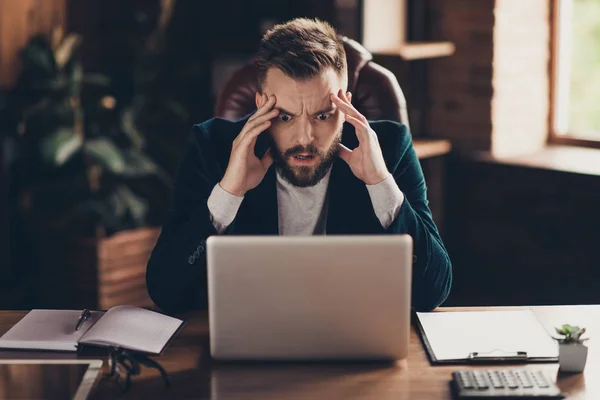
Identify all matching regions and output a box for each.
[415,310,559,365]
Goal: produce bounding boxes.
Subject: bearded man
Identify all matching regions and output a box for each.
[146,18,452,313]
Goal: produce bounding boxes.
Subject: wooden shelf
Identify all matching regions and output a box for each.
[400,42,456,60]
[374,42,456,60]
[470,145,600,177]
[413,139,452,159]
[362,0,455,61]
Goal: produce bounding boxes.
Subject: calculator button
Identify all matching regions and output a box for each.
[458,371,475,389]
[472,371,489,390]
[517,370,534,388]
[487,370,505,389]
[501,370,520,389]
[532,370,550,388]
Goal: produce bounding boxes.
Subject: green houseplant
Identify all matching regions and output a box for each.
[555,324,589,373]
[1,30,172,309]
[4,31,171,236]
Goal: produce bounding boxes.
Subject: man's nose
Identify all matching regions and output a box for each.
[295,120,314,146]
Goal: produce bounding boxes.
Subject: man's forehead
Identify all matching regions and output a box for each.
[263,68,343,113]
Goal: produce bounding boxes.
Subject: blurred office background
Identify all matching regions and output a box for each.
[0,0,598,310]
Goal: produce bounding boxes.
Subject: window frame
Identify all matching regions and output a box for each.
[549,0,600,149]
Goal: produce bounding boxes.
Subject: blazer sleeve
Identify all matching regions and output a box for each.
[146,124,223,313]
[385,124,453,312]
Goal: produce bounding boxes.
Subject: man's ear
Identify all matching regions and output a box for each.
[255,92,262,108]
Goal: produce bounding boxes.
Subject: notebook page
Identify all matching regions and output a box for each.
[0,310,103,351]
[80,306,184,354]
[416,310,559,361]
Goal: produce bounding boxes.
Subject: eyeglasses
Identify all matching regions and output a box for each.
[105,347,170,392]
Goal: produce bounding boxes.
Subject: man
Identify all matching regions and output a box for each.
[146,18,452,313]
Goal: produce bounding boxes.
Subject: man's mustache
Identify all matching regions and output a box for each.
[283,144,321,158]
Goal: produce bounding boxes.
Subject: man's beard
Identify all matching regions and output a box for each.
[272,130,342,187]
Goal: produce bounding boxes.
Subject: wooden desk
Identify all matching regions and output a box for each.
[1,306,598,399]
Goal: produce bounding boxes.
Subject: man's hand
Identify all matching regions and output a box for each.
[332,89,390,185]
[220,94,279,196]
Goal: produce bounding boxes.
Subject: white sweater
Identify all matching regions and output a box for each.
[207,170,404,235]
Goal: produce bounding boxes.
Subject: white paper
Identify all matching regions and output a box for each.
[80,305,183,354]
[0,310,103,351]
[416,310,559,361]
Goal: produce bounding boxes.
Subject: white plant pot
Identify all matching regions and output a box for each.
[558,343,588,373]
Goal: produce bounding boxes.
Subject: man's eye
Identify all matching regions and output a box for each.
[279,114,291,122]
[317,113,330,121]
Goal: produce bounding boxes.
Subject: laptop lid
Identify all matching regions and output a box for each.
[207,235,412,361]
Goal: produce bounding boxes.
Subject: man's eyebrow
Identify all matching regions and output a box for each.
[274,106,336,117]
[311,106,336,116]
[274,107,299,117]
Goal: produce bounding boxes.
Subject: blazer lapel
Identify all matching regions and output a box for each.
[326,158,354,234]
[245,165,279,234]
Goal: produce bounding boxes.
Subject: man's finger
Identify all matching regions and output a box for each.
[248,94,276,122]
[337,143,353,164]
[246,108,279,129]
[336,89,368,124]
[240,120,271,145]
[339,89,368,123]
[260,148,274,169]
[344,114,370,143]
[235,119,271,148]
[331,92,364,122]
[244,109,278,133]
[236,109,278,145]
[249,94,276,122]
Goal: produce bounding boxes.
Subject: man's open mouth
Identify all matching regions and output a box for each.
[293,154,314,160]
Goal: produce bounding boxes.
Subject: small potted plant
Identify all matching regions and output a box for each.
[555,324,589,373]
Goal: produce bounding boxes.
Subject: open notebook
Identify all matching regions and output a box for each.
[0,306,185,355]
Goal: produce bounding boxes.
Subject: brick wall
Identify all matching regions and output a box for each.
[427,0,550,156]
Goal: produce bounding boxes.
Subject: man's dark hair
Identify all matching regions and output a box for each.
[256,18,347,88]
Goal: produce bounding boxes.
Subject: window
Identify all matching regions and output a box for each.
[551,0,600,146]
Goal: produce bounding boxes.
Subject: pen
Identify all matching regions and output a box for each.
[75,309,91,331]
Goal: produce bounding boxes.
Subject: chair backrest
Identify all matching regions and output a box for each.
[214,36,410,129]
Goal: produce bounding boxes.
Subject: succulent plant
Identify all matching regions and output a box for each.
[555,324,589,345]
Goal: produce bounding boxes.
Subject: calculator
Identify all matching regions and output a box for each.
[451,368,565,399]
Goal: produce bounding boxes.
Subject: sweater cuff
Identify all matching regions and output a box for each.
[207,183,244,233]
[366,174,405,229]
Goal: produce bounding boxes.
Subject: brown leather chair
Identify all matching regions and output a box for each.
[214,36,410,129]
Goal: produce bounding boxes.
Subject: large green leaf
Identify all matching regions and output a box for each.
[120,107,145,151]
[38,127,83,166]
[19,35,56,78]
[84,138,126,172]
[84,138,169,181]
[112,185,148,227]
[53,33,82,70]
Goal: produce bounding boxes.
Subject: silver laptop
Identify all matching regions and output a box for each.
[206,235,412,361]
